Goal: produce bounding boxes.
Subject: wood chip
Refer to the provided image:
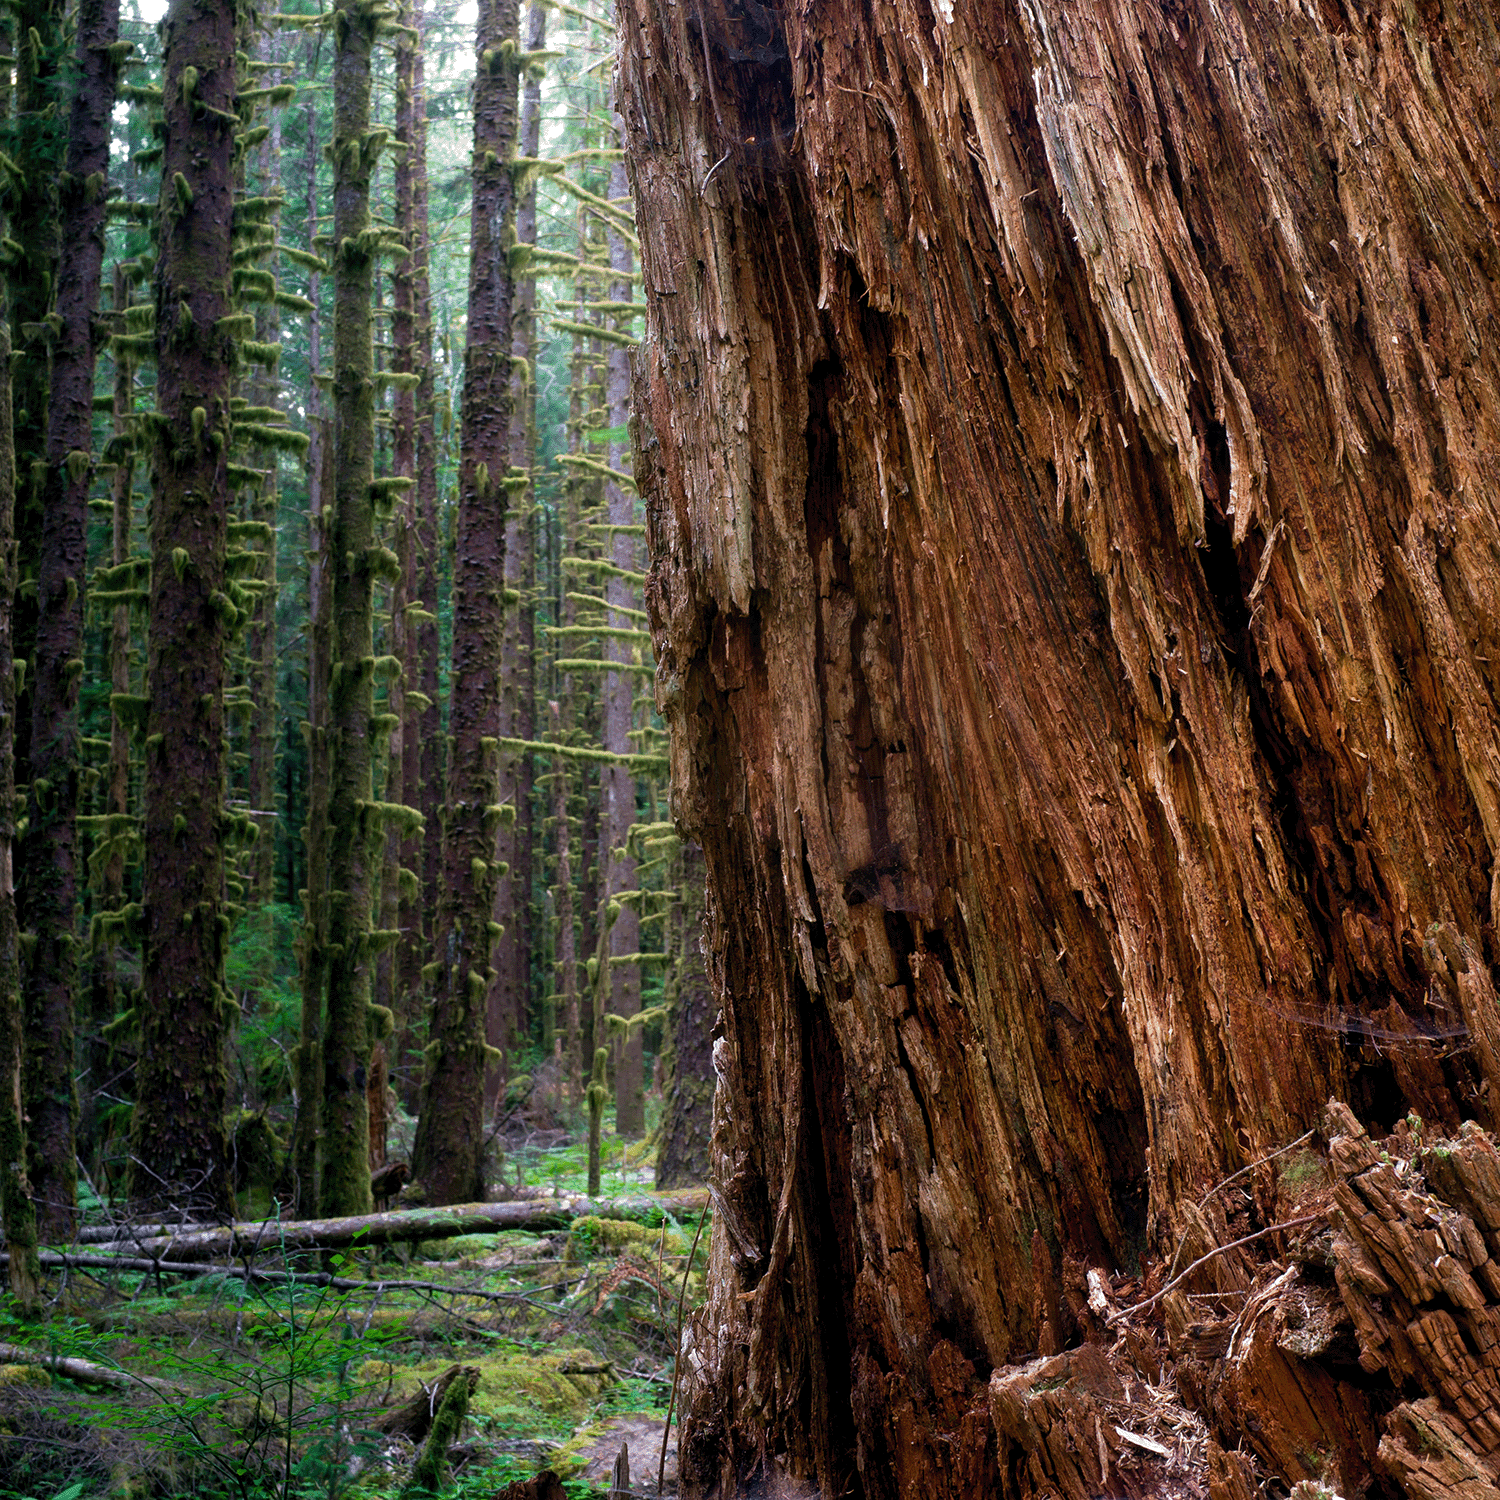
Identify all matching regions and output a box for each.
[1114,1425,1171,1457]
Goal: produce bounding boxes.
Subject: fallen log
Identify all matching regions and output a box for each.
[0,1249,567,1301]
[0,1341,183,1394]
[72,1220,215,1245]
[81,1189,708,1263]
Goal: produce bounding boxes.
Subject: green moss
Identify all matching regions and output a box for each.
[564,1216,686,1263]
[400,1347,610,1433]
[415,1233,499,1260]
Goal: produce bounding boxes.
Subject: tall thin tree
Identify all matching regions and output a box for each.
[22,0,124,1235]
[412,0,522,1205]
[130,0,240,1214]
[600,157,643,1138]
[320,0,381,1217]
[0,308,38,1306]
[292,86,329,1215]
[490,0,545,1107]
[397,0,442,1106]
[393,0,437,1103]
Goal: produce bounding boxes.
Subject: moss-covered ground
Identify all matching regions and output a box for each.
[0,1123,704,1500]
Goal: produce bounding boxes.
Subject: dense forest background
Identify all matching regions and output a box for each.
[0,0,714,1272]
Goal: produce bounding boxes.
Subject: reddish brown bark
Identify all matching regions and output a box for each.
[130,0,238,1216]
[655,841,712,1189]
[620,0,1500,1494]
[412,0,521,1205]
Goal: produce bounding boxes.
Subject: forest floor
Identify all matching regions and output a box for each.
[0,1114,700,1500]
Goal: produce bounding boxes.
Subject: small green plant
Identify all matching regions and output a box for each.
[29,1232,398,1499]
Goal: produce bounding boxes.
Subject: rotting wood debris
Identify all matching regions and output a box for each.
[978,1101,1500,1500]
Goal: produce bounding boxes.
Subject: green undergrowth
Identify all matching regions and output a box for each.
[0,1152,707,1500]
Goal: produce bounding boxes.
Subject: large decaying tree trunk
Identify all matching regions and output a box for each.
[620,0,1500,1495]
[131,0,238,1216]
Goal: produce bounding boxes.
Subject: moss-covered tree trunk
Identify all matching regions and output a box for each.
[0,311,39,1307]
[83,264,139,1173]
[4,0,62,758]
[23,0,123,1235]
[385,0,419,1107]
[410,0,520,1206]
[551,732,577,1104]
[600,158,642,1140]
[292,91,329,1216]
[623,0,1500,1494]
[489,0,544,1110]
[246,62,282,910]
[397,0,441,1107]
[319,0,383,1219]
[130,0,238,1216]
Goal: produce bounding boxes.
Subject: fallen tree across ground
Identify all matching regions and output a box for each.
[0,1342,183,1394]
[0,1249,570,1301]
[66,1189,708,1263]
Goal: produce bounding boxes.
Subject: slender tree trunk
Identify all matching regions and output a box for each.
[489,0,545,1110]
[82,265,139,1176]
[20,0,119,1241]
[319,0,382,1219]
[622,0,1500,1494]
[131,0,238,1217]
[389,0,420,1101]
[0,312,38,1308]
[655,841,711,1189]
[585,895,612,1198]
[411,0,521,1207]
[246,51,282,910]
[553,766,578,1095]
[6,0,62,764]
[292,94,328,1217]
[398,1,441,1108]
[601,159,642,1139]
